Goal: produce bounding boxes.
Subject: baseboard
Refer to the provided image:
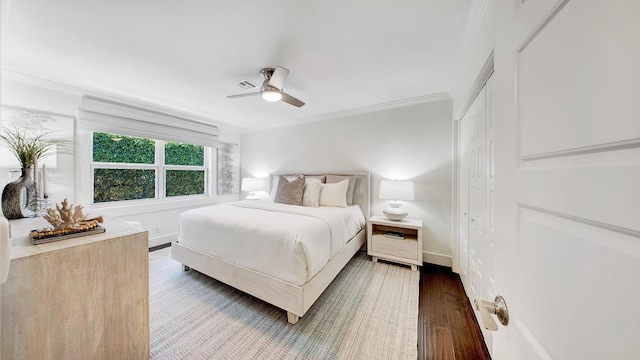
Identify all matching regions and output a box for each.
[149,243,171,252]
[149,232,177,248]
[422,251,452,268]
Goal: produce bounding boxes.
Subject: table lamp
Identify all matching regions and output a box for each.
[379,180,415,221]
[241,177,266,200]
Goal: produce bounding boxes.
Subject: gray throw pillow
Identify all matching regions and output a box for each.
[274,175,305,205]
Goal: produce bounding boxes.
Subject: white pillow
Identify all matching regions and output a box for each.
[319,179,349,207]
[326,174,356,205]
[302,179,322,207]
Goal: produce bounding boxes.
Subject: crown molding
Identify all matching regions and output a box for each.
[242,92,452,133]
[1,70,244,132]
[3,70,451,134]
[2,69,87,96]
[457,0,492,62]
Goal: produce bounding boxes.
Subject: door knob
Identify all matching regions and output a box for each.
[474,295,509,331]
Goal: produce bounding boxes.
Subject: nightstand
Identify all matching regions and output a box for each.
[367,215,423,271]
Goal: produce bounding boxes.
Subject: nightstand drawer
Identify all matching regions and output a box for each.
[371,234,418,260]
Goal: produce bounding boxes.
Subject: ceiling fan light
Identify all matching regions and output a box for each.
[262,89,282,102]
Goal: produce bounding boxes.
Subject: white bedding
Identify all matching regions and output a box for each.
[177,200,366,286]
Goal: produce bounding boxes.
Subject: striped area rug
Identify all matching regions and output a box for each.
[149,247,419,359]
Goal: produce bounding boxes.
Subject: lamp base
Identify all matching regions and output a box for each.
[383,202,408,221]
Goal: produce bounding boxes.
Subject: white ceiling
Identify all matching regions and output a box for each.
[1,0,472,130]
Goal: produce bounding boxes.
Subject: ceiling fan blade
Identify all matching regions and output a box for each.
[227,92,261,98]
[280,92,305,107]
[268,66,290,90]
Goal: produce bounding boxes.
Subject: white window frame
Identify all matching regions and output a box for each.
[90,133,211,206]
[162,143,211,199]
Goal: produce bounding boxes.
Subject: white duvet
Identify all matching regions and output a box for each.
[177,200,366,286]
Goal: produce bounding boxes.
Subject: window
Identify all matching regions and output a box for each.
[79,96,219,205]
[164,141,206,197]
[92,132,207,204]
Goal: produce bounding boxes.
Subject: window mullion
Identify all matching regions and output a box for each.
[92,162,155,169]
[157,140,165,199]
[206,147,212,196]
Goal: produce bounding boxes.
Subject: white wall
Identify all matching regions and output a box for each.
[1,76,454,259]
[0,76,241,247]
[241,100,454,266]
[450,0,496,119]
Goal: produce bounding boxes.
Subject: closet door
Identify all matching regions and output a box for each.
[457,101,471,289]
[467,85,486,311]
[458,76,496,353]
[479,75,496,350]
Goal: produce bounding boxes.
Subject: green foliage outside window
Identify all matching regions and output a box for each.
[165,142,204,166]
[93,132,154,163]
[166,170,205,197]
[92,132,206,203]
[94,168,156,203]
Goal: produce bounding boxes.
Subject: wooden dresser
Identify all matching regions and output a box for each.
[0,217,149,360]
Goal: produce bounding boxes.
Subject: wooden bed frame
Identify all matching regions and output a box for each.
[171,172,370,324]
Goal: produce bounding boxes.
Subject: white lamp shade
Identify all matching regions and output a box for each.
[379,180,415,201]
[241,177,266,192]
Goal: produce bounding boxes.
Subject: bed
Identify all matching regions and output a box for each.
[171,172,370,324]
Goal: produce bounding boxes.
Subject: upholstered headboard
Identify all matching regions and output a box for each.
[271,171,371,218]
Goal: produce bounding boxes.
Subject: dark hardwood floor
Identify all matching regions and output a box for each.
[418,263,492,360]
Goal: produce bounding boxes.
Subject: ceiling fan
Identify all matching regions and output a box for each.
[227,66,305,107]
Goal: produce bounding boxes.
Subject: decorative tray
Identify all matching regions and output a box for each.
[30,225,106,245]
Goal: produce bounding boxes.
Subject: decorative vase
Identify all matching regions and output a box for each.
[1,168,37,219]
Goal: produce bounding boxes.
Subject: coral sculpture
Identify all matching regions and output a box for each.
[43,198,87,229]
[31,199,103,240]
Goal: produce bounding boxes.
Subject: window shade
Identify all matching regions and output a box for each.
[78,96,219,147]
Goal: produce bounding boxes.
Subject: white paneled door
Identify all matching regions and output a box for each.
[457,97,470,291]
[468,85,485,315]
[459,76,496,353]
[459,0,640,358]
